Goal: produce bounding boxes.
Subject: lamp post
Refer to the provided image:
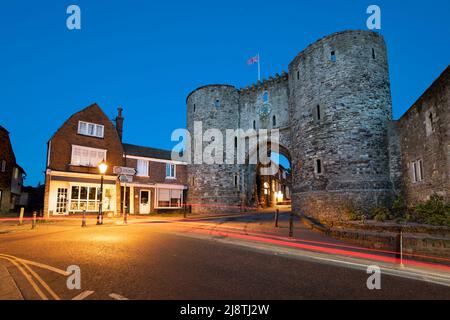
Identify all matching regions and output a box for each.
[97,161,108,225]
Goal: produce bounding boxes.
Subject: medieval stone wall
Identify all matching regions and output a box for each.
[185,30,448,221]
[395,66,450,204]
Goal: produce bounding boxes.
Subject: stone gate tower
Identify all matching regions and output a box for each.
[186,30,394,221]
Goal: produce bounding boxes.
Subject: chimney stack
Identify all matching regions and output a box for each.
[115,107,124,142]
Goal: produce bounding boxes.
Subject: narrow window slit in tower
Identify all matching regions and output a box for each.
[316,159,322,174]
[372,48,376,59]
[316,105,321,121]
[330,51,336,62]
[273,115,276,127]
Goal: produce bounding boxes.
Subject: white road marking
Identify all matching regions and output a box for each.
[72,290,95,300]
[109,293,129,300]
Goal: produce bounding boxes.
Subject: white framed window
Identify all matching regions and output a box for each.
[78,121,105,138]
[136,159,149,177]
[70,185,100,212]
[156,188,182,208]
[1,160,5,172]
[166,163,176,178]
[71,145,107,167]
[412,159,424,183]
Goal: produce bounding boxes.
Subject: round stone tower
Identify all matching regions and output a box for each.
[288,30,393,222]
[186,85,242,214]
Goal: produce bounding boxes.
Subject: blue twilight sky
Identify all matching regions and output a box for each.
[0,0,449,185]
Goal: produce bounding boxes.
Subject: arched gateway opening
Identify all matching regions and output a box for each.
[244,142,292,211]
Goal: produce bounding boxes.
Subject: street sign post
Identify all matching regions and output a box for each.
[114,167,136,219]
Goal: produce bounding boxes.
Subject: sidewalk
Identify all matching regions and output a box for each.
[0,262,23,300]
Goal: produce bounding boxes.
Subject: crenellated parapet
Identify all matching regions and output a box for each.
[239,71,289,95]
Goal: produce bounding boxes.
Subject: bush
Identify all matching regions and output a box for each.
[370,207,390,222]
[413,194,450,227]
[391,195,406,219]
[344,202,365,221]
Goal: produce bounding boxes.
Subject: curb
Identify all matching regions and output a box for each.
[0,264,24,300]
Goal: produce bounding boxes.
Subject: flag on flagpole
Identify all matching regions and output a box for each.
[247,54,261,81]
[247,54,259,65]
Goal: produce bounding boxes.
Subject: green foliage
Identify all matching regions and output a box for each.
[413,194,450,227]
[391,195,406,219]
[370,207,390,222]
[344,202,365,221]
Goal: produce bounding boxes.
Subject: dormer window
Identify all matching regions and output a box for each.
[78,121,104,138]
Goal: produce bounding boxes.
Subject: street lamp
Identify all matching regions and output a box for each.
[97,160,108,225]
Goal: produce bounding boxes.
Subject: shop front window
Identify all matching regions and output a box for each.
[70,185,102,212]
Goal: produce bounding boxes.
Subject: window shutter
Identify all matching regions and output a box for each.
[159,189,170,201]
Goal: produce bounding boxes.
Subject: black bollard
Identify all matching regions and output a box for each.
[274,209,279,228]
[289,212,294,238]
[82,210,87,227]
[31,212,37,230]
[97,214,103,225]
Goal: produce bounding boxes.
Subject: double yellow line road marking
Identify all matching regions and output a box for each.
[0,254,67,300]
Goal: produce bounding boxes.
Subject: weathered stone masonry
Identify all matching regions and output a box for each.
[186,29,449,221]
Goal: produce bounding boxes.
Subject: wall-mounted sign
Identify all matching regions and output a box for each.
[113,166,136,176]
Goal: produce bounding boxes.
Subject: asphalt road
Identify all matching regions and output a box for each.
[0,215,449,300]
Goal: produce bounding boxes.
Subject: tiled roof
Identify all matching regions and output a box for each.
[123,143,173,161]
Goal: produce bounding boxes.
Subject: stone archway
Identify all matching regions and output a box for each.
[243,140,292,210]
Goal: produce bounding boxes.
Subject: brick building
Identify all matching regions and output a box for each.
[44,103,187,216]
[0,126,26,213]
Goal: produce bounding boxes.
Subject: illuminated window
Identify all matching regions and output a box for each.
[69,186,102,212]
[71,145,106,167]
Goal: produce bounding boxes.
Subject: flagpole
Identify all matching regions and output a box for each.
[257,53,261,81]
